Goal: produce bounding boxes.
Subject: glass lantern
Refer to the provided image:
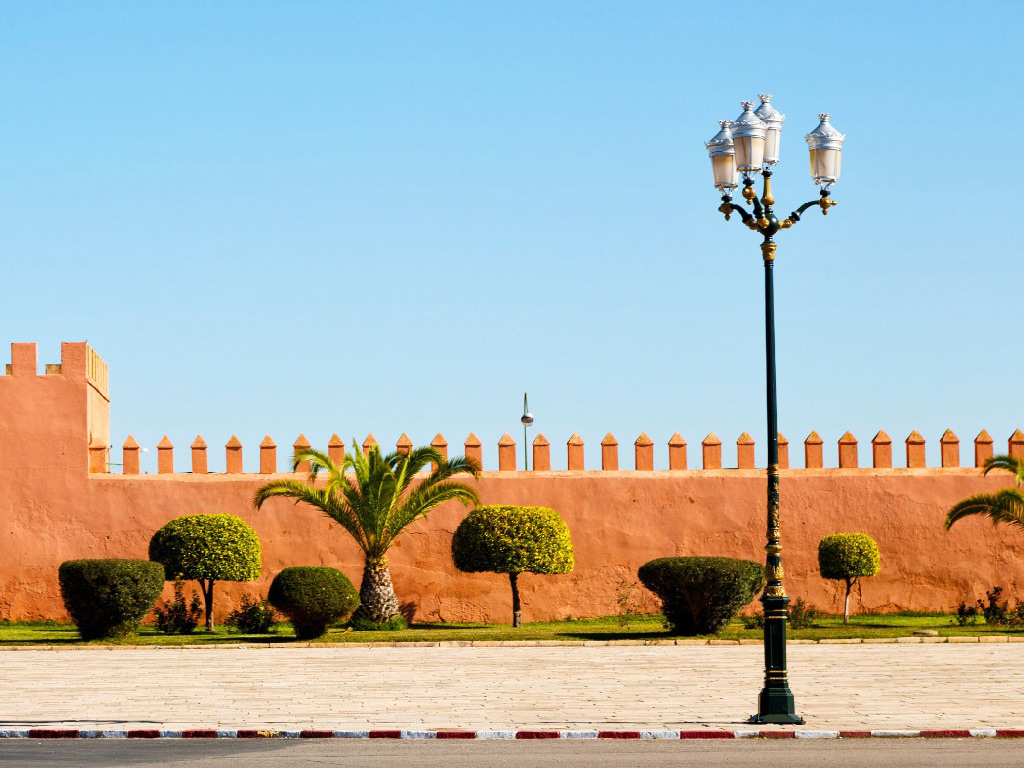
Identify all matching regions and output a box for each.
[805,113,845,186]
[754,94,785,165]
[731,101,767,172]
[705,121,738,191]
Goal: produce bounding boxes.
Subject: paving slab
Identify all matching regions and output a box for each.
[0,644,1022,731]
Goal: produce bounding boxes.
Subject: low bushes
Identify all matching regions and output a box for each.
[953,586,1024,627]
[153,580,203,634]
[638,556,764,635]
[349,614,408,632]
[58,559,164,640]
[268,566,359,639]
[225,595,276,634]
[742,597,821,630]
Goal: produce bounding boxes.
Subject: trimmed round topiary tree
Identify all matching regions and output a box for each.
[149,513,262,631]
[58,559,165,641]
[637,556,765,636]
[268,566,359,639]
[818,533,880,624]
[451,505,574,628]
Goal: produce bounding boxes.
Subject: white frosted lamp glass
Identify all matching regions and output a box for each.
[805,113,845,185]
[711,153,737,189]
[731,101,767,172]
[810,147,841,182]
[754,94,785,165]
[705,120,738,191]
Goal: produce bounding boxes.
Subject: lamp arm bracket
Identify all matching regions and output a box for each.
[719,202,759,230]
[779,197,830,229]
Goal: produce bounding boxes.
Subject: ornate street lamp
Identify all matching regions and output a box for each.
[706,96,845,725]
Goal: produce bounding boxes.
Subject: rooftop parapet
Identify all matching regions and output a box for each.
[3,342,108,396]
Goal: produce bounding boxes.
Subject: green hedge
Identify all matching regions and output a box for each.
[58,559,165,640]
[268,566,359,640]
[451,505,574,575]
[818,533,880,580]
[638,556,765,635]
[149,513,261,582]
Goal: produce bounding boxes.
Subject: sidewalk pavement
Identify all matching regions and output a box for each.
[1,644,1021,733]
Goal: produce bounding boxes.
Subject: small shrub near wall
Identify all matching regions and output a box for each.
[225,595,277,634]
[637,557,765,636]
[268,566,359,640]
[58,559,165,641]
[153,580,203,634]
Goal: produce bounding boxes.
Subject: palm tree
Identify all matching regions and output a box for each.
[945,454,1024,532]
[254,441,480,626]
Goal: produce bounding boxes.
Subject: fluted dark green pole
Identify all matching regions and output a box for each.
[751,224,803,724]
[716,164,831,723]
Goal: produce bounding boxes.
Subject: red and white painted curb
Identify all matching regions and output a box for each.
[1,728,1021,740]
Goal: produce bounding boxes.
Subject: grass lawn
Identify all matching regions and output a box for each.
[1,613,1021,646]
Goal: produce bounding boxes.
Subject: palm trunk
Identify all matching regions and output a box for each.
[510,572,522,628]
[200,579,215,632]
[355,557,400,625]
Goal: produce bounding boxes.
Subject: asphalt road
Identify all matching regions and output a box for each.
[0,740,1021,768]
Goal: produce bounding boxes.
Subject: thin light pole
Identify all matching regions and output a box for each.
[521,393,534,470]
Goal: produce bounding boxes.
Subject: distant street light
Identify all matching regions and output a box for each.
[706,95,845,725]
[520,394,534,470]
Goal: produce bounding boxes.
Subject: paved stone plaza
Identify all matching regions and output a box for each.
[1,643,1021,731]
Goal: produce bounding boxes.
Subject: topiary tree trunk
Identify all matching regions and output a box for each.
[509,572,522,628]
[198,578,216,632]
[354,557,400,625]
[843,577,857,625]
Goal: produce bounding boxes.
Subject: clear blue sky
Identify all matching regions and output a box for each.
[2,2,1020,472]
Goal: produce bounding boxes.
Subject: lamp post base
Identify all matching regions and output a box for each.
[749,708,805,726]
[753,592,803,724]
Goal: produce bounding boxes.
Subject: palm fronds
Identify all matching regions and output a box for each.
[945,487,1024,531]
[254,438,480,560]
[983,454,1024,487]
[252,478,367,550]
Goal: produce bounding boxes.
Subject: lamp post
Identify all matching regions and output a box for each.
[706,96,845,725]
[521,393,534,470]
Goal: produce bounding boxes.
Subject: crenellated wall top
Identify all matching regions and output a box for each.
[103,428,1024,475]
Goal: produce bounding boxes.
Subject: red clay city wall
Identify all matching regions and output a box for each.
[2,342,1023,623]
